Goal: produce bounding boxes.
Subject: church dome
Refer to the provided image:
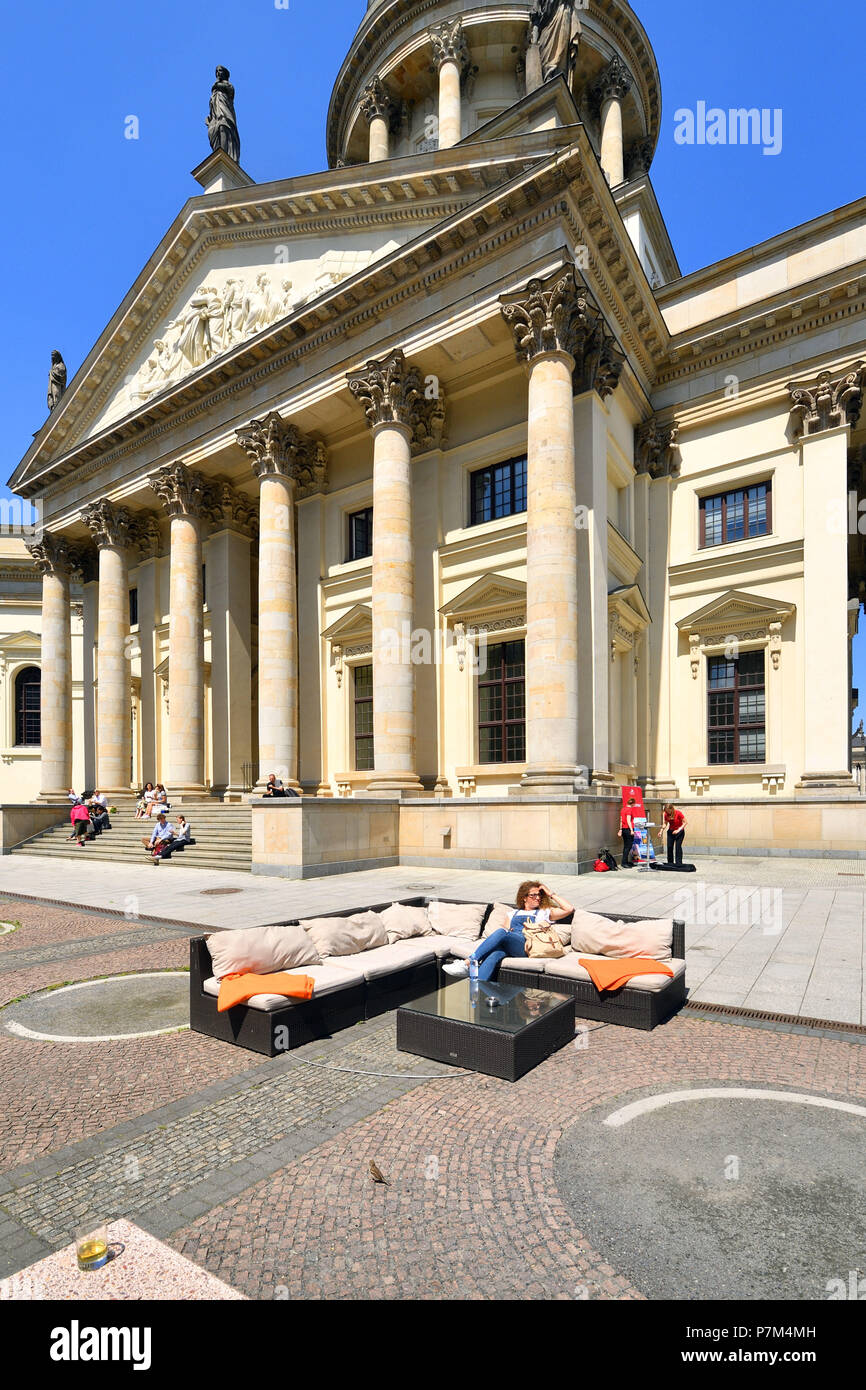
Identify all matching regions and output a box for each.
[326,1,662,177]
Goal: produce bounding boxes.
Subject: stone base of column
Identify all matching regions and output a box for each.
[315,783,334,798]
[643,778,680,799]
[433,777,453,798]
[517,766,590,795]
[167,784,208,803]
[794,771,860,798]
[363,772,425,797]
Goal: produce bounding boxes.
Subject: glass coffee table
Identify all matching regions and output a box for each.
[396,978,575,1082]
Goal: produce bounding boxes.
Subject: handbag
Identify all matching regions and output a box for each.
[522,923,565,960]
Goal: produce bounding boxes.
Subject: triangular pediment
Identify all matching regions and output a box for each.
[677,589,796,635]
[322,604,373,643]
[608,584,651,630]
[0,630,41,652]
[440,573,527,620]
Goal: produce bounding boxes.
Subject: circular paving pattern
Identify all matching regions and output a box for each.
[555,1088,866,1301]
[1,972,189,1042]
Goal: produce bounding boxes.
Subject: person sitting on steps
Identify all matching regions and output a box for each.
[142,811,176,863]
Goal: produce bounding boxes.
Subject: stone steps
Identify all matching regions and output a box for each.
[10,805,254,872]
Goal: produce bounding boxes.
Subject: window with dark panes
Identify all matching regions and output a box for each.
[129,588,139,627]
[478,640,525,764]
[15,666,41,747]
[348,508,373,561]
[470,456,527,526]
[354,663,374,771]
[708,650,765,764]
[700,482,771,548]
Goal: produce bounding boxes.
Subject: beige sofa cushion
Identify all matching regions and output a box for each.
[202,960,365,1009]
[332,939,438,981]
[429,935,479,959]
[205,924,321,980]
[543,954,685,993]
[482,902,515,936]
[499,955,546,974]
[381,902,433,944]
[570,908,673,962]
[426,901,488,939]
[300,910,388,959]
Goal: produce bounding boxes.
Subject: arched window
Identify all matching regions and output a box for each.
[14,666,41,746]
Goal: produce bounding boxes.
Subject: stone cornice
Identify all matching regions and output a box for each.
[20,134,667,505]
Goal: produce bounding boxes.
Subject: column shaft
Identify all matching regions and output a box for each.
[600,97,625,186]
[369,421,421,790]
[209,529,253,798]
[438,59,461,148]
[522,352,580,790]
[369,116,389,162]
[96,545,131,793]
[257,473,299,790]
[39,567,72,798]
[167,513,205,794]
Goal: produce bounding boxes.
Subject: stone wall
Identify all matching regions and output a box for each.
[251,797,399,878]
[0,805,69,853]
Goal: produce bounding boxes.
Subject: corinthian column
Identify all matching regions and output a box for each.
[81,501,133,795]
[237,414,328,795]
[502,265,624,793]
[360,77,392,162]
[26,534,73,800]
[348,349,446,793]
[148,464,207,798]
[595,57,632,187]
[430,19,469,149]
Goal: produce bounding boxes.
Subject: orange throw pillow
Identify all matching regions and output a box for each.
[218,971,315,1013]
[578,957,674,994]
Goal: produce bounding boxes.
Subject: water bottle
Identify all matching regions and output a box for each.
[469,978,479,1007]
[468,956,479,982]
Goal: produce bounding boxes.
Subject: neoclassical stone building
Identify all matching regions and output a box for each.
[8,0,866,869]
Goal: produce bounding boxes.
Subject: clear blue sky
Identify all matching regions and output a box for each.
[2,0,864,715]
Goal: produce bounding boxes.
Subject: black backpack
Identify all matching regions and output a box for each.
[600,848,618,872]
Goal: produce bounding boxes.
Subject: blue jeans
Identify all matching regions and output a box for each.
[469,927,526,981]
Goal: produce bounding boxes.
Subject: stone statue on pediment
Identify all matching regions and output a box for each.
[47,350,67,412]
[133,339,180,401]
[175,285,224,368]
[530,0,581,84]
[207,65,240,163]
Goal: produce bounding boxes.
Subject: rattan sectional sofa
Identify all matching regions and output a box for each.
[189,897,686,1055]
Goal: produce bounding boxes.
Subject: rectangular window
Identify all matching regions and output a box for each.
[353,663,374,772]
[128,588,139,627]
[478,640,526,764]
[707,650,766,764]
[700,482,771,548]
[348,508,373,562]
[470,456,527,527]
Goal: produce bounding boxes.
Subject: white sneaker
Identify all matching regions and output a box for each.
[442,959,471,978]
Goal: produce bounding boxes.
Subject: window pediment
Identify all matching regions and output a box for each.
[677,590,795,639]
[439,573,527,625]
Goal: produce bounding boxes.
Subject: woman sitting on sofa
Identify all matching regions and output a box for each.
[444,880,574,981]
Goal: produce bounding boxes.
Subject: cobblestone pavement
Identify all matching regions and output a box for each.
[2,895,866,1300]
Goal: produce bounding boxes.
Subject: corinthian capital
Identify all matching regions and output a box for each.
[500,266,625,399]
[635,417,680,478]
[594,55,632,105]
[25,532,71,577]
[128,512,162,561]
[148,462,208,518]
[360,76,393,125]
[347,349,446,453]
[430,18,470,73]
[81,500,133,549]
[788,362,865,437]
[203,478,259,535]
[236,412,329,493]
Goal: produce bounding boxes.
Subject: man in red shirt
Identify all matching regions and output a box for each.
[620,796,638,868]
[659,803,687,866]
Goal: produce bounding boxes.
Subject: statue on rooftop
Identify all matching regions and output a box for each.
[207,65,241,163]
[47,350,67,413]
[530,0,581,84]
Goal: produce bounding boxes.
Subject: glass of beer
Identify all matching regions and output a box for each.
[76,1223,109,1271]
